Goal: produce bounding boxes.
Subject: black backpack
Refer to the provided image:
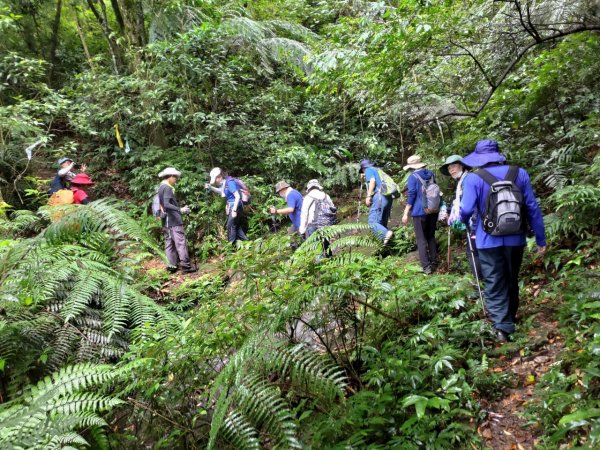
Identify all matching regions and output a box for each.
[476,166,526,236]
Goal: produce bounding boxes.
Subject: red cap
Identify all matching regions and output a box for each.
[71,173,94,185]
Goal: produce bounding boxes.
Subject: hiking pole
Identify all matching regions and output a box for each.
[357,182,362,222]
[447,227,451,268]
[466,229,486,348]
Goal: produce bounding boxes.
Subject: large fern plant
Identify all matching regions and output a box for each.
[207,333,347,450]
[0,199,176,393]
[0,363,126,449]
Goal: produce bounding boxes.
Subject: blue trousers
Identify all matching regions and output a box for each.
[478,245,525,334]
[368,193,393,240]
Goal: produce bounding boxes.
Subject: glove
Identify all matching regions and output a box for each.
[180,206,191,214]
[438,209,448,222]
[204,183,211,189]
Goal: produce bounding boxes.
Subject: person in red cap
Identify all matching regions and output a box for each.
[70,173,94,205]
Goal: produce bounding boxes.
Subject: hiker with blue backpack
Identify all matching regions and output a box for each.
[156,167,197,274]
[206,167,249,246]
[459,140,546,343]
[48,157,87,195]
[359,159,398,245]
[299,179,337,256]
[402,155,441,274]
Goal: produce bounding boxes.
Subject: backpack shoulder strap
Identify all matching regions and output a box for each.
[506,166,519,183]
[412,172,424,184]
[475,168,499,186]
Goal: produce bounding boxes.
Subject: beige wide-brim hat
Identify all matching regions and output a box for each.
[275,180,290,193]
[158,167,181,178]
[403,155,427,171]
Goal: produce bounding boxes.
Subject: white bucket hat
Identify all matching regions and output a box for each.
[158,167,181,178]
[403,155,427,171]
[306,179,323,192]
[209,167,222,184]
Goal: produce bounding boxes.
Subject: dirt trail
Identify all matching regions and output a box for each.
[478,310,563,450]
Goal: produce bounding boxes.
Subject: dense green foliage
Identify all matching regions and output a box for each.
[0,0,598,448]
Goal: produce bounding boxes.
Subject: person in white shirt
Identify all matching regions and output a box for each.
[299,179,336,257]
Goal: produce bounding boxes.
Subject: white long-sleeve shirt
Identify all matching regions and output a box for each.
[299,189,334,235]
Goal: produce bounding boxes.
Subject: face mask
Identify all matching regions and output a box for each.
[451,170,463,180]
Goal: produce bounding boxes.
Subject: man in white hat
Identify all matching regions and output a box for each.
[158,167,196,273]
[270,181,304,250]
[402,155,439,274]
[48,157,87,195]
[299,179,336,257]
[205,167,248,245]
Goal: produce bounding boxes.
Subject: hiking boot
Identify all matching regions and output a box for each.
[383,230,393,245]
[182,265,198,274]
[494,329,509,343]
[166,266,178,274]
[423,266,434,275]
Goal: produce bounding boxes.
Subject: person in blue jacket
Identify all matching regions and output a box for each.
[402,155,438,273]
[359,160,394,244]
[460,140,546,343]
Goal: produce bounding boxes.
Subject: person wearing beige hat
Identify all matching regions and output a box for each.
[157,167,196,273]
[270,181,304,232]
[402,155,439,274]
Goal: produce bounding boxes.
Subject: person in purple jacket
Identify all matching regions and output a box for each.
[459,140,546,343]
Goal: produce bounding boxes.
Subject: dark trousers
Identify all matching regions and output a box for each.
[412,214,438,269]
[227,206,248,244]
[466,234,483,280]
[478,245,525,334]
[306,225,332,257]
[163,225,191,268]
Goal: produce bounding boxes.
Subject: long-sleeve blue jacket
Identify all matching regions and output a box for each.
[406,169,434,217]
[459,165,546,249]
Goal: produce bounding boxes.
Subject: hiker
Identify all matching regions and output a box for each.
[269,181,303,239]
[157,167,196,273]
[359,160,394,244]
[48,157,87,195]
[440,155,482,279]
[402,155,440,274]
[459,140,546,342]
[299,179,336,257]
[206,167,248,245]
[70,173,94,205]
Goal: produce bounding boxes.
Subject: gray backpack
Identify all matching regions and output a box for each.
[413,172,441,214]
[151,187,165,219]
[312,197,337,227]
[476,166,525,236]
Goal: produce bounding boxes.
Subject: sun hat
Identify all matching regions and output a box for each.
[440,155,471,176]
[403,155,427,171]
[58,157,73,165]
[275,181,290,193]
[462,140,506,168]
[158,167,182,178]
[359,159,375,172]
[306,179,323,192]
[209,167,222,184]
[70,173,94,185]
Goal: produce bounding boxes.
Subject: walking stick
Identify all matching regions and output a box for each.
[466,229,486,348]
[357,182,362,222]
[446,227,451,268]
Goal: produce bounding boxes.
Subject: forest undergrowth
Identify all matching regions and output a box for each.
[1,0,599,448]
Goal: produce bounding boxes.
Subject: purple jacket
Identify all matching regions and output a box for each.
[459,165,546,249]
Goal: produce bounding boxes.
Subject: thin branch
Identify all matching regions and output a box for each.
[433,24,600,121]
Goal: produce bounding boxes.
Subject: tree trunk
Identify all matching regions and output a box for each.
[73,6,94,70]
[119,0,147,48]
[85,0,123,74]
[48,0,63,85]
